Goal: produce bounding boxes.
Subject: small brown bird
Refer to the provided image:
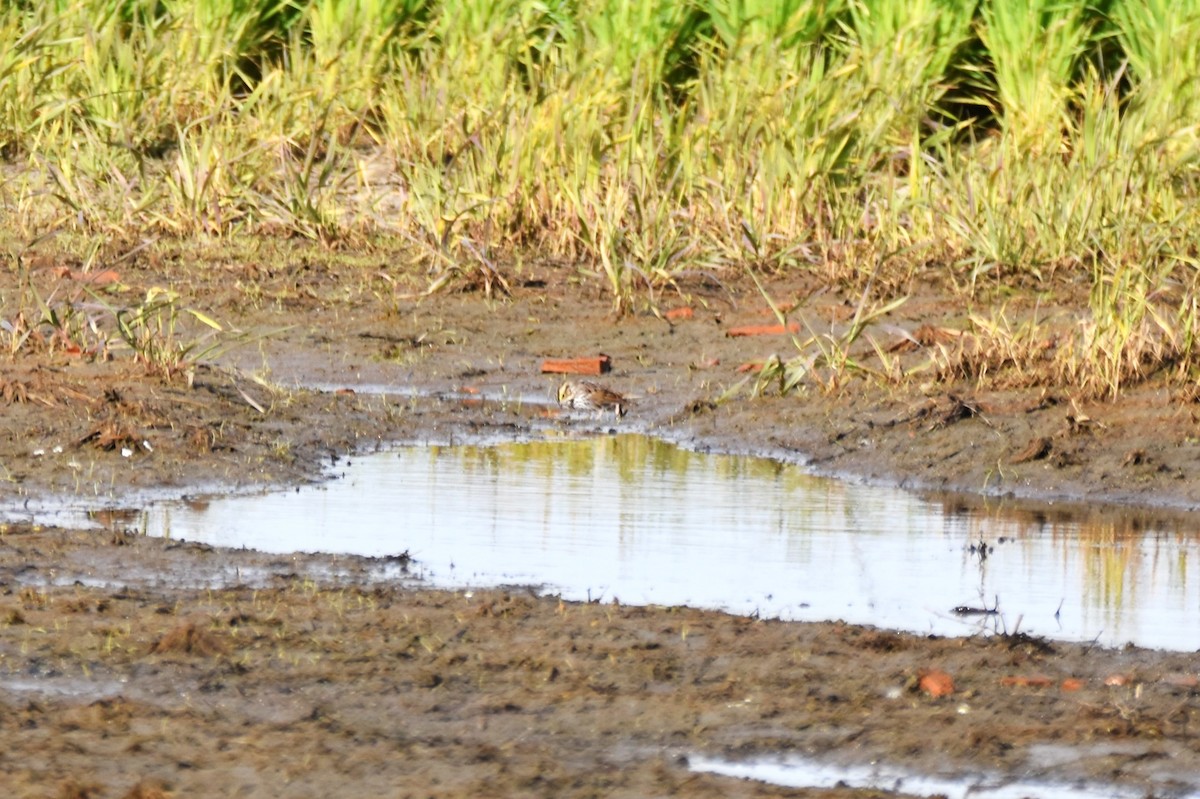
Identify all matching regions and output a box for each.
[556,379,629,418]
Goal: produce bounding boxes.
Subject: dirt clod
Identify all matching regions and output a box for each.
[149,621,227,657]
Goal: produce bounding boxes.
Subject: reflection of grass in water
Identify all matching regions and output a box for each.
[421,437,1197,620]
[946,500,1199,617]
[1087,542,1132,612]
[434,435,828,564]
[444,434,820,491]
[1083,527,1197,613]
[418,435,873,560]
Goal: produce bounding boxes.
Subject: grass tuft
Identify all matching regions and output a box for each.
[0,0,1198,393]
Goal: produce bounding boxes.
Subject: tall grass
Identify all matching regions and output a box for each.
[979,0,1093,154]
[1,0,1199,393]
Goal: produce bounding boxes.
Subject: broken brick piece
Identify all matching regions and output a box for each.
[540,354,612,376]
[918,669,955,698]
[665,306,694,321]
[1161,673,1200,688]
[1000,675,1054,688]
[725,322,800,338]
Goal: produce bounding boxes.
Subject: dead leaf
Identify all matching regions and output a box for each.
[1121,449,1148,467]
[931,394,989,430]
[1024,390,1061,413]
[1010,437,1052,464]
[80,269,121,286]
[78,422,139,451]
[888,324,963,353]
[236,386,266,414]
[150,621,227,657]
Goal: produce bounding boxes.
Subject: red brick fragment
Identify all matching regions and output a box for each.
[725,322,800,338]
[1161,673,1200,688]
[540,354,612,376]
[1000,675,1053,688]
[919,669,955,697]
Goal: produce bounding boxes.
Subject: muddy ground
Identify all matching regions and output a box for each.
[4,247,1200,798]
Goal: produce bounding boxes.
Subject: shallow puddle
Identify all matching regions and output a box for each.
[687,753,1199,799]
[99,434,1200,650]
[0,677,128,700]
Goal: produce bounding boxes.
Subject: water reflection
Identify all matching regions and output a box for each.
[137,435,1200,650]
[687,753,1193,799]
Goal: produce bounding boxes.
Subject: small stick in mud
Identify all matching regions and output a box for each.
[952,594,1000,616]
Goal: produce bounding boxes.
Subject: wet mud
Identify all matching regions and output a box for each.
[3,255,1200,796]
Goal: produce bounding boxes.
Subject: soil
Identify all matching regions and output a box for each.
[4,247,1200,798]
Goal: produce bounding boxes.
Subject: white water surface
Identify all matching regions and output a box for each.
[124,435,1200,650]
[688,753,1199,799]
